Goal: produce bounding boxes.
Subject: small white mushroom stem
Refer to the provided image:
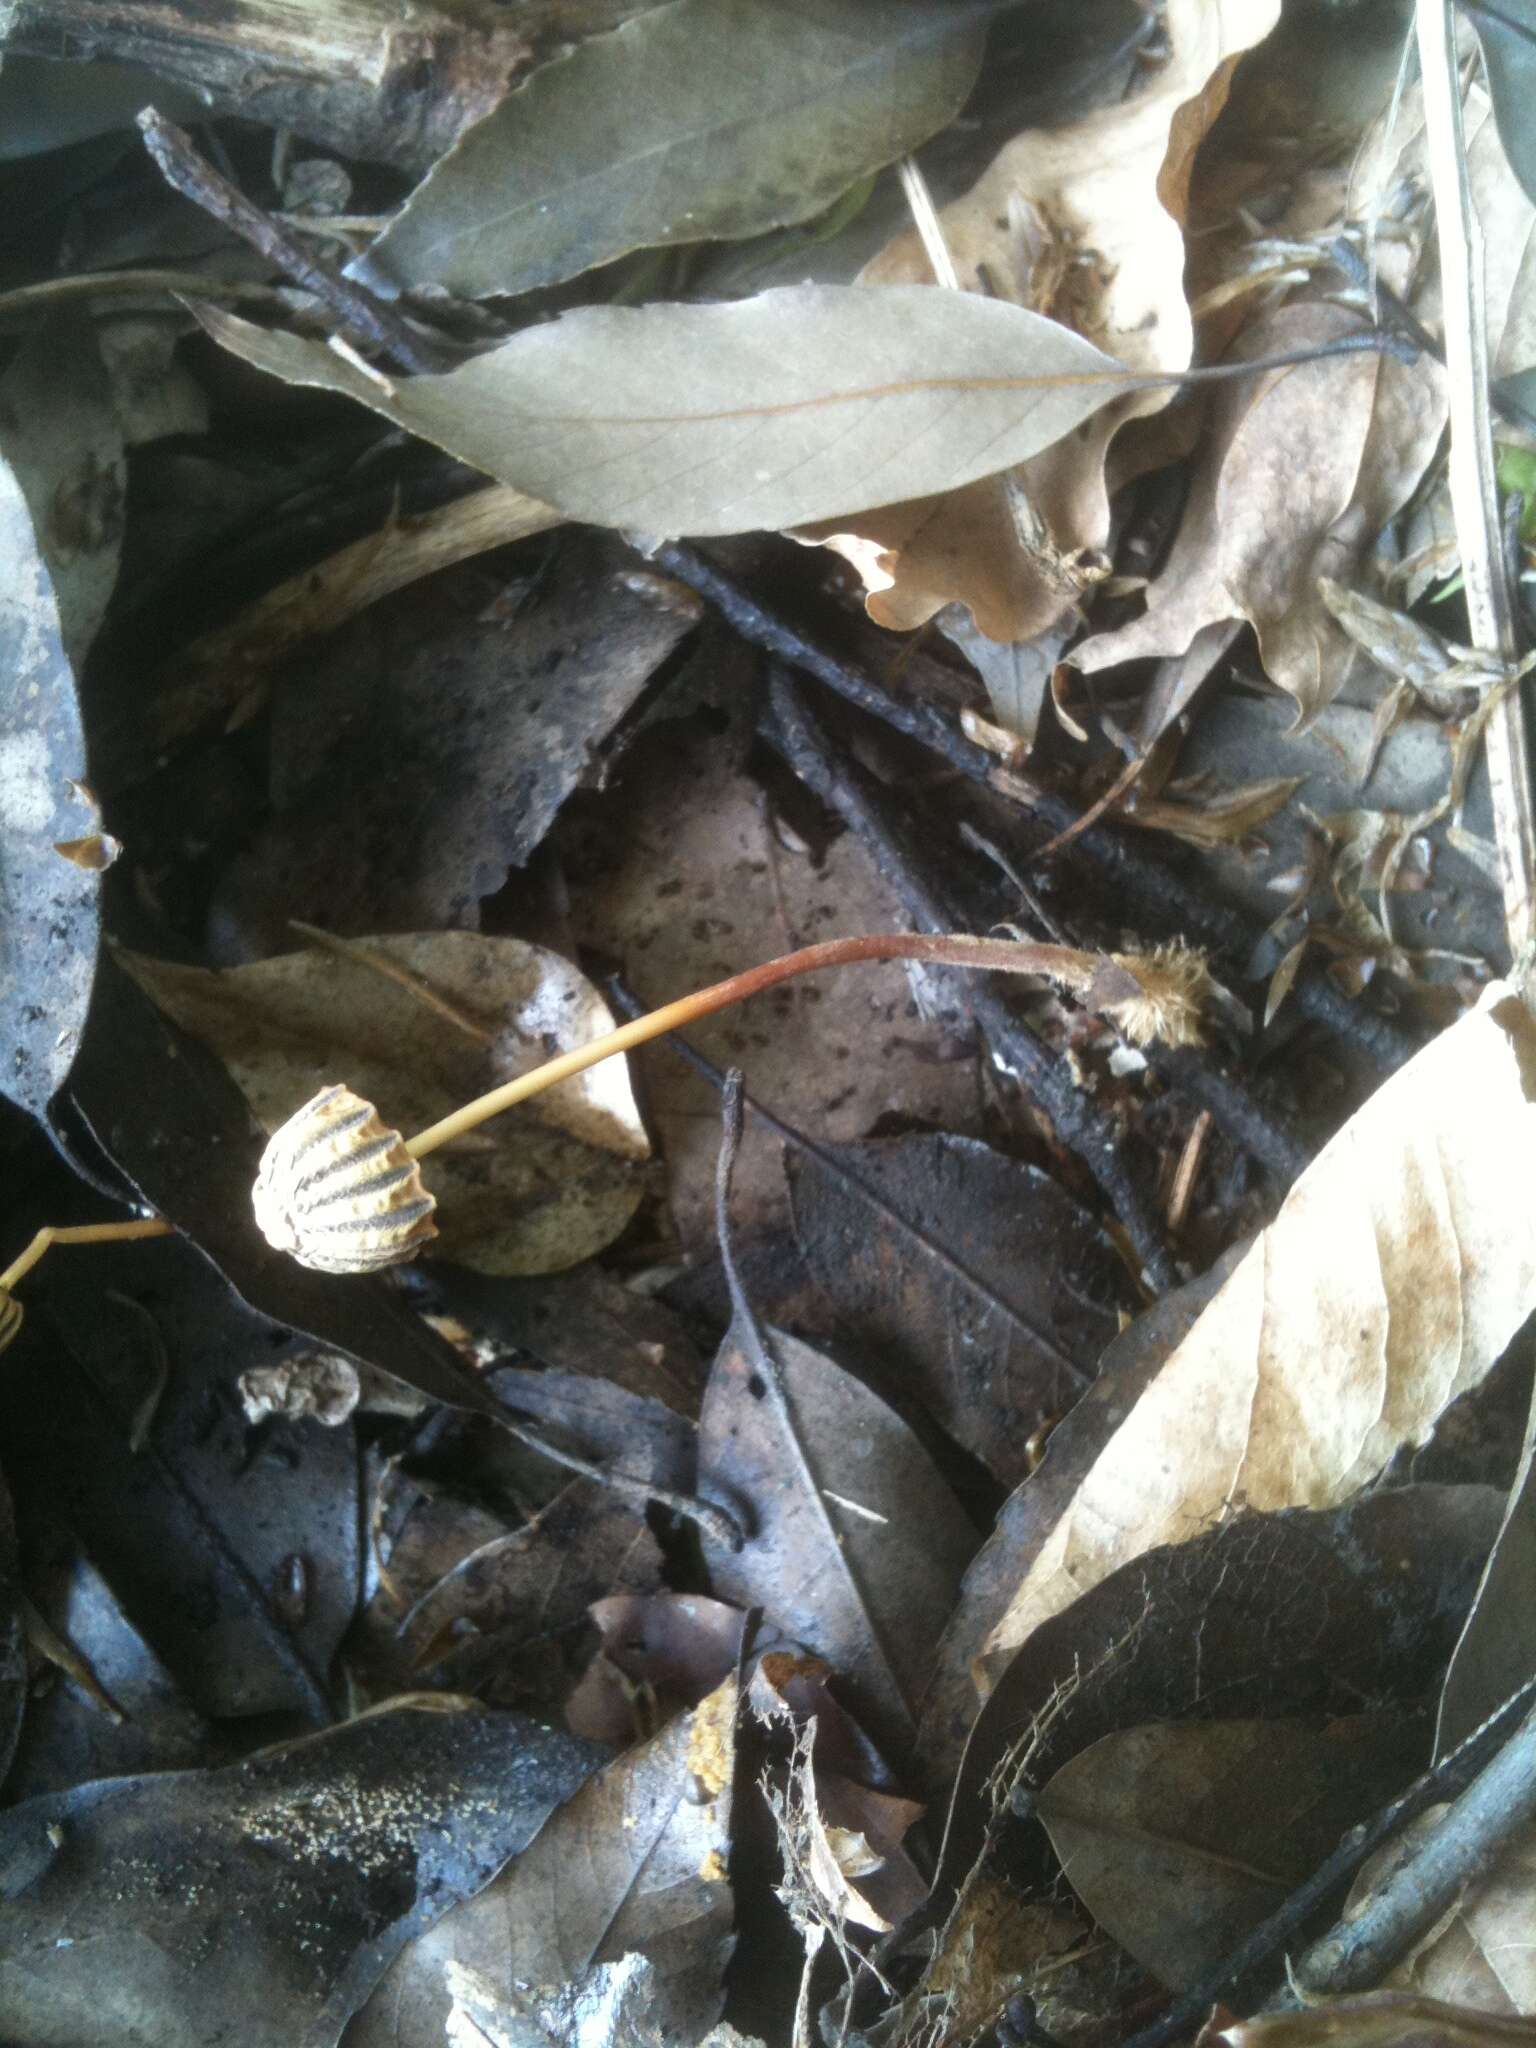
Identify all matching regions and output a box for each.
[404,932,1193,1160]
[0,1218,173,1295]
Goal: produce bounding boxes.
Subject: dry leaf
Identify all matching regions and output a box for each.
[1078,61,1535,723]
[801,0,1279,644]
[354,0,988,302]
[197,287,1140,540]
[351,1679,739,2048]
[700,1326,977,1748]
[977,985,1536,1690]
[1037,1716,1422,1989]
[121,933,649,1277]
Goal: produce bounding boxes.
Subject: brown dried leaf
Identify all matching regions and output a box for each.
[978,986,1536,1690]
[802,0,1279,643]
[350,1679,739,2048]
[1078,63,1535,722]
[1037,1716,1423,1990]
[121,933,648,1277]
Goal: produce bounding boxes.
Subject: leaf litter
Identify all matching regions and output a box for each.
[5,3,1536,2044]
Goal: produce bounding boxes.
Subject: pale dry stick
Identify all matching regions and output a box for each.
[1415,0,1536,959]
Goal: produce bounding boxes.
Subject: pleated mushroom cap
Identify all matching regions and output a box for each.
[252,1084,438,1273]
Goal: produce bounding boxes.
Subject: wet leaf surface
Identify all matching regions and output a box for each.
[0,1704,603,2048]
[0,1230,359,1720]
[787,1131,1129,1486]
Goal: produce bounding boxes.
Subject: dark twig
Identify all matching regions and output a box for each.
[606,974,1092,1387]
[137,110,445,376]
[647,541,1419,1074]
[765,666,1178,1292]
[1115,1670,1536,2048]
[1289,1697,1536,1999]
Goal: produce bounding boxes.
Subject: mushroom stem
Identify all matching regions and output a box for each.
[404,933,1183,1160]
[0,1218,174,1296]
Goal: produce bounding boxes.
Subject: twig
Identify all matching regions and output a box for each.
[1114,1670,1536,2048]
[1289,1697,1536,1999]
[1414,0,1536,959]
[645,541,1420,1074]
[765,666,1179,1292]
[137,110,444,376]
[494,1401,744,1553]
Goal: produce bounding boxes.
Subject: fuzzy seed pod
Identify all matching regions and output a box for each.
[252,1084,437,1273]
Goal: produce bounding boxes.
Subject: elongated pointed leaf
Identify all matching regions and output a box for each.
[354,0,990,302]
[198,287,1136,539]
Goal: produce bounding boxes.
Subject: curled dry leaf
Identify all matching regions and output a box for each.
[197,288,1139,540]
[977,985,1536,1691]
[1037,1715,1423,1989]
[354,0,988,302]
[802,0,1279,645]
[700,1326,977,1750]
[121,933,649,1277]
[1079,62,1536,723]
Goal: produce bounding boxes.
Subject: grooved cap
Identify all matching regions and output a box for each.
[252,1084,438,1273]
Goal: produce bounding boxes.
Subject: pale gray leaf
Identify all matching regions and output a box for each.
[198,287,1136,539]
[352,0,988,302]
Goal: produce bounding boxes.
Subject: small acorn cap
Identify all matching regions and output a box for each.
[252,1084,438,1273]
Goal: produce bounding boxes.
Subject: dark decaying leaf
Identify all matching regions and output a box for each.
[360,1473,663,1714]
[934,1485,1503,1899]
[0,1704,603,2048]
[210,536,698,952]
[347,1679,738,2048]
[420,1260,708,1413]
[786,1132,1130,1487]
[0,445,101,1118]
[55,950,512,1425]
[0,313,125,666]
[1463,0,1536,213]
[122,933,650,1278]
[920,1249,1241,1777]
[0,1464,24,1793]
[1437,1361,1536,1754]
[0,1230,360,1720]
[698,1325,977,1753]
[5,1530,218,1803]
[1038,1715,1426,1989]
[354,0,990,302]
[490,1366,696,1496]
[198,289,1137,539]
